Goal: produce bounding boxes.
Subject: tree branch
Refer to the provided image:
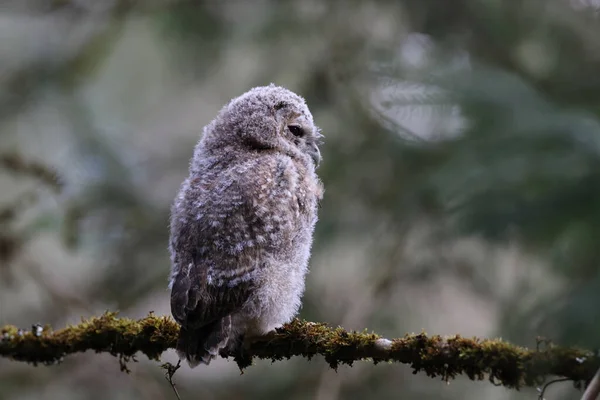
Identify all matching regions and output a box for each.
[0,312,597,390]
[0,153,63,192]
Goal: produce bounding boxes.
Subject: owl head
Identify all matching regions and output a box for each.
[201,84,323,169]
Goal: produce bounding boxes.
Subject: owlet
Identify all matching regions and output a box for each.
[168,84,324,367]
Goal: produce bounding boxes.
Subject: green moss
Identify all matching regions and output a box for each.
[0,312,178,368]
[1,313,598,390]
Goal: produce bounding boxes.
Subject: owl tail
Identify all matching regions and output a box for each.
[176,316,232,368]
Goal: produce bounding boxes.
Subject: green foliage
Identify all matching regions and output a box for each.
[366,1,600,350]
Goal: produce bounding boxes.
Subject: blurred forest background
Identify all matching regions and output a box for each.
[2,0,600,399]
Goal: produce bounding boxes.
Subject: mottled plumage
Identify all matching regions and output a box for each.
[168,84,324,367]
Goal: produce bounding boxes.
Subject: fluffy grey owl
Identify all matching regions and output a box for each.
[168,84,324,367]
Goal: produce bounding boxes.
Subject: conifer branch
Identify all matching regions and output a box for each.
[0,312,597,391]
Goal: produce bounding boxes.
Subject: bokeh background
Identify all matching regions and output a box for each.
[2,1,600,399]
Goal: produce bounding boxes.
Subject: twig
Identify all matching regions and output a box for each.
[537,378,570,400]
[161,359,182,400]
[582,367,600,400]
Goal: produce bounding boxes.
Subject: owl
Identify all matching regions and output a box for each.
[168,84,324,367]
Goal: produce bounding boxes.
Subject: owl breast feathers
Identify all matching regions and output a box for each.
[168,84,324,367]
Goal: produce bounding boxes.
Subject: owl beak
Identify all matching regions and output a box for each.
[308,143,321,168]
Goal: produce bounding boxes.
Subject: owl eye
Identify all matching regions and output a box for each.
[288,125,304,137]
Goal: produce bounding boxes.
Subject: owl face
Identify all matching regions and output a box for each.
[274,99,323,168]
[205,85,323,169]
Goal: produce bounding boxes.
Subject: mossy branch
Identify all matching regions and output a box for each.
[0,312,598,390]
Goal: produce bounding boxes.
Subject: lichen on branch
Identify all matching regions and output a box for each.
[0,312,598,390]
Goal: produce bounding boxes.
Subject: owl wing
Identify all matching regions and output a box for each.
[170,155,300,329]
